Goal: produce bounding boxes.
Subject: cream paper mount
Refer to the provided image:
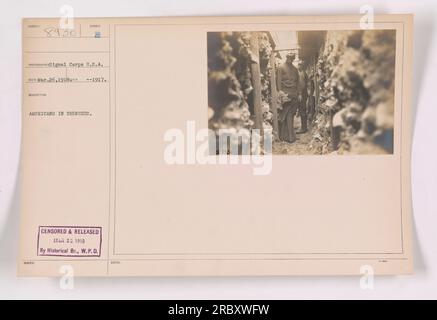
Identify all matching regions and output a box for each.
[19,15,413,276]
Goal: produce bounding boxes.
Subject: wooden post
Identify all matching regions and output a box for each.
[269,54,279,139]
[249,33,263,134]
[314,54,319,113]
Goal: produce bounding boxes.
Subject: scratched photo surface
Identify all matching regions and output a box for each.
[207,30,396,155]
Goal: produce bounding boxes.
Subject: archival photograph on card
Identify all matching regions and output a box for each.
[207,30,396,155]
[19,15,413,276]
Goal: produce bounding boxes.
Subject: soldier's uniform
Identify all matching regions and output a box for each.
[277,61,299,142]
[297,68,308,132]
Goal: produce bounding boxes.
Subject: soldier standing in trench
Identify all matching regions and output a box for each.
[297,60,308,134]
[277,52,300,143]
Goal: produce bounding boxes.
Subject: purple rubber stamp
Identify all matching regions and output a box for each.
[37,226,102,257]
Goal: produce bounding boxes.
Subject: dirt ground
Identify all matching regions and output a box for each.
[272,118,316,155]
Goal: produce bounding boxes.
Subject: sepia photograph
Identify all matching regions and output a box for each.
[207,29,396,155]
